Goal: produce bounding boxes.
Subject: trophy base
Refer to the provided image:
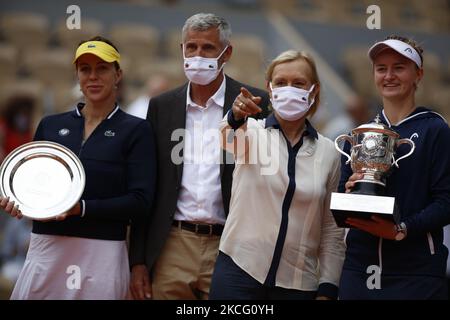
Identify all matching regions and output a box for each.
[352,181,386,196]
[330,192,396,228]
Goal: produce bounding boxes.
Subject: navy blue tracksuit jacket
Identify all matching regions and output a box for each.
[338,107,450,299]
[32,104,156,241]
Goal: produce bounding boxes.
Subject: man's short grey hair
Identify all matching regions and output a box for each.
[182,13,232,46]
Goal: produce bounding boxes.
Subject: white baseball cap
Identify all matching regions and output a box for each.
[368,39,422,68]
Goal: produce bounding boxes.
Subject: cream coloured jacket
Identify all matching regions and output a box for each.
[219,115,345,291]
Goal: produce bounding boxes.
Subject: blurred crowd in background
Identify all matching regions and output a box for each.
[0,0,449,298]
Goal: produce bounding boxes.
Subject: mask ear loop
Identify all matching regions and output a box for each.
[268,82,278,104]
[217,45,229,59]
[216,45,229,72]
[182,44,185,59]
[307,84,316,107]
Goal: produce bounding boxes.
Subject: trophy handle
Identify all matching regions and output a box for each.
[335,134,353,164]
[393,138,415,168]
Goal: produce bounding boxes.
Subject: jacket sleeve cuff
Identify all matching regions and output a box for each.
[129,258,146,269]
[317,282,339,300]
[227,110,246,130]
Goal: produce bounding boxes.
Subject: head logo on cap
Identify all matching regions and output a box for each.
[368,39,422,68]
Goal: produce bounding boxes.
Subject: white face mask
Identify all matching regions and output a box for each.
[183,45,228,85]
[270,84,315,121]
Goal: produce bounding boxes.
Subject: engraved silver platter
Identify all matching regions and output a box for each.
[0,141,85,220]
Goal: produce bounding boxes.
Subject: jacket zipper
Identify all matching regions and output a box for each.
[78,116,85,157]
[378,237,383,273]
[78,118,106,157]
[427,233,435,255]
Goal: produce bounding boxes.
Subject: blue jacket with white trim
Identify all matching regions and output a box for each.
[32,104,156,241]
[338,107,450,276]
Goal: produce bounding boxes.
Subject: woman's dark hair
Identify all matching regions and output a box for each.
[76,35,121,70]
[385,35,424,67]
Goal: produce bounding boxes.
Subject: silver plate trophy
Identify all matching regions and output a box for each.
[330,115,415,227]
[0,141,85,220]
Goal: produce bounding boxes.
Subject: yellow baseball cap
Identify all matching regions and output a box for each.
[73,41,121,64]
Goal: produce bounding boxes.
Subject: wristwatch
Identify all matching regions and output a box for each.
[395,222,408,241]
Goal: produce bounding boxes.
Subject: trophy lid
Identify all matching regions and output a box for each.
[352,115,399,137]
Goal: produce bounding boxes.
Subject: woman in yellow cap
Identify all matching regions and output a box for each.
[0,36,156,299]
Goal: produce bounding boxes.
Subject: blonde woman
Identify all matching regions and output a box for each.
[209,50,345,300]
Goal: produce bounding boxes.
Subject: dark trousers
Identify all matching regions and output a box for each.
[209,251,316,300]
[448,277,450,299]
[339,268,448,300]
